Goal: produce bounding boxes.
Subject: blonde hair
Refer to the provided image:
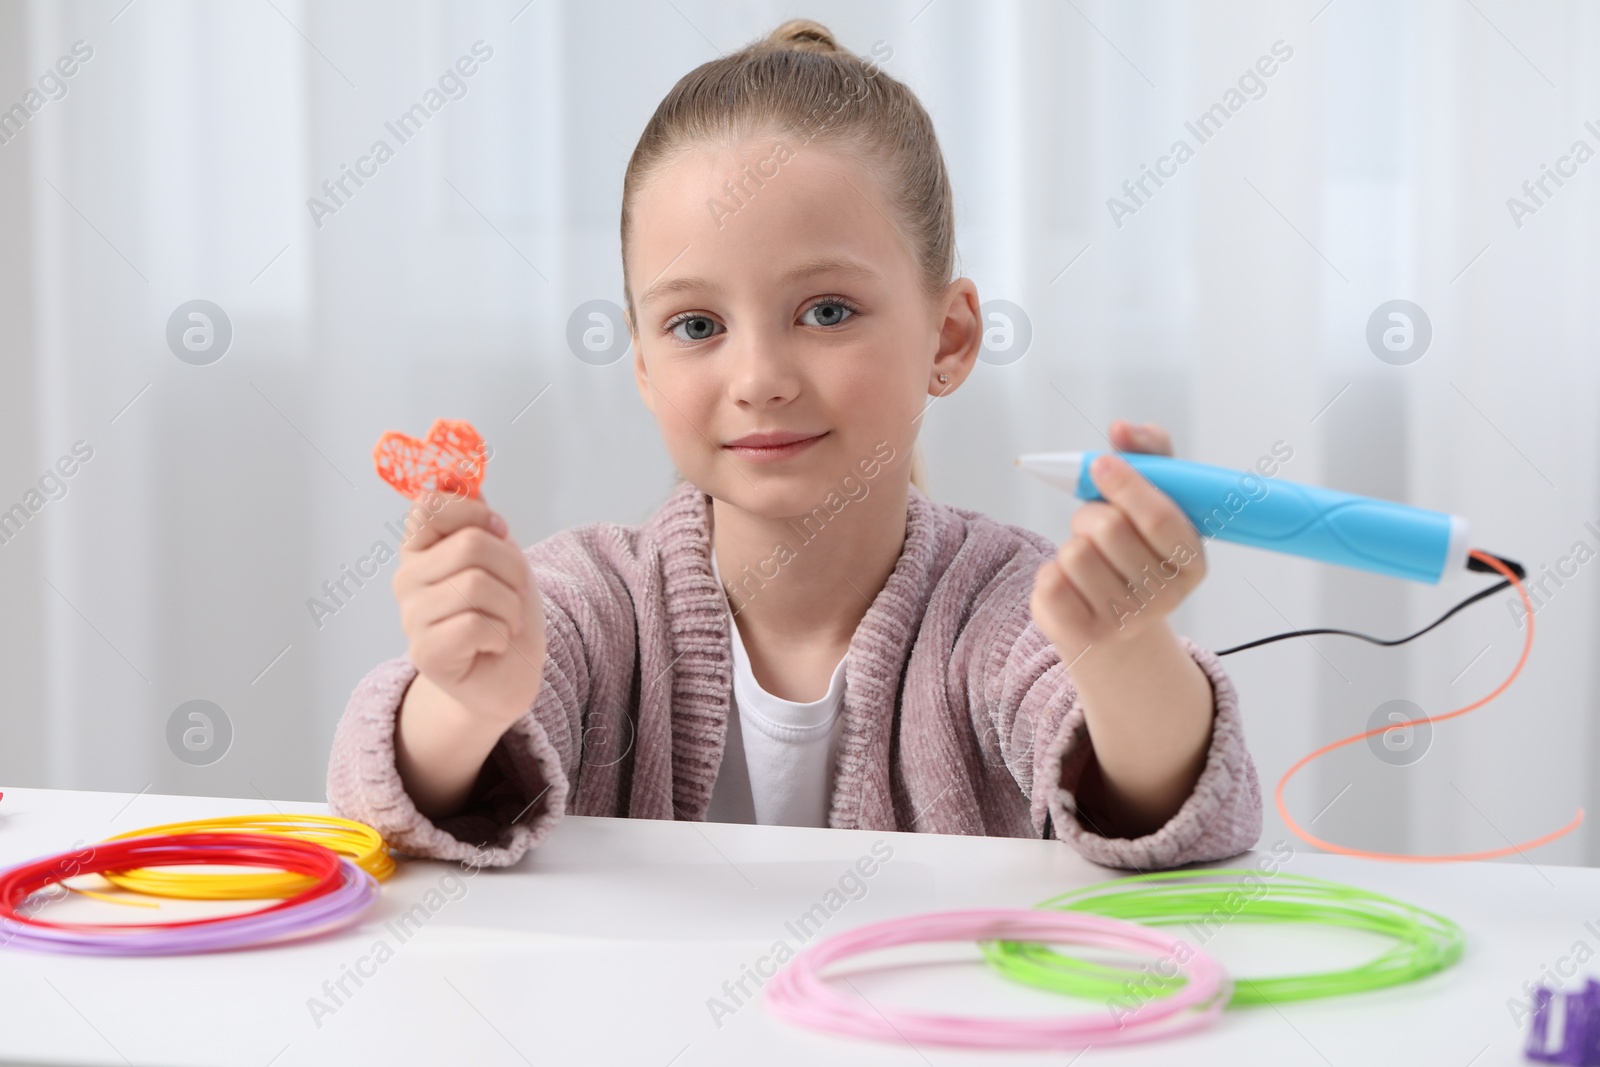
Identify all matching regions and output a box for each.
[623,18,952,496]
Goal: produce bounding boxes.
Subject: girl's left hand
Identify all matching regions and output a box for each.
[1029,420,1207,662]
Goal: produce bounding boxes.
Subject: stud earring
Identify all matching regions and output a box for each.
[937,373,950,384]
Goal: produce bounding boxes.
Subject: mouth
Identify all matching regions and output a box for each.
[722,430,828,462]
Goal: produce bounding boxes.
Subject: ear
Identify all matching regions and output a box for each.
[930,277,981,396]
[629,306,656,415]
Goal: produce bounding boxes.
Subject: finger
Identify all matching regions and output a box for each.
[401,568,525,636]
[1137,422,1173,456]
[1031,557,1094,640]
[400,526,530,595]
[416,611,510,667]
[1108,419,1174,457]
[1086,452,1204,566]
[1055,536,1141,623]
[398,493,505,554]
[1070,501,1168,592]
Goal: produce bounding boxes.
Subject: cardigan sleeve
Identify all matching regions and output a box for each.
[965,554,1262,869]
[325,526,635,868]
[1039,634,1262,869]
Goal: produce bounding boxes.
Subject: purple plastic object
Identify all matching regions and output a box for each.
[1527,980,1600,1065]
[0,858,378,956]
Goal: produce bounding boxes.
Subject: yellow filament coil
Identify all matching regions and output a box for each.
[100,814,395,900]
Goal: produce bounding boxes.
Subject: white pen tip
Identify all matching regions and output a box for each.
[1014,452,1086,493]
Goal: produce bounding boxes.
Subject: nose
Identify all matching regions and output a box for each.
[724,322,800,408]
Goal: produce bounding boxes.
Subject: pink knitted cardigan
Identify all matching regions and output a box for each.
[326,480,1262,870]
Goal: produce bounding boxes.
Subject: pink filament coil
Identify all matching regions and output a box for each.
[764,908,1230,1050]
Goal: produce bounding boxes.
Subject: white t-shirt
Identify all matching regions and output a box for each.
[704,551,847,827]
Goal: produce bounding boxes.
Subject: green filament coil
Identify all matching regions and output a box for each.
[982,869,1464,1006]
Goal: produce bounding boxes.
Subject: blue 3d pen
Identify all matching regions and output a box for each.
[1015,450,1473,584]
[1012,451,1563,865]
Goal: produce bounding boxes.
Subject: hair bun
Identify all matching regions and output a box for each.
[765,18,840,54]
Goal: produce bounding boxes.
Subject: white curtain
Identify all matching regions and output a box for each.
[2,0,1596,864]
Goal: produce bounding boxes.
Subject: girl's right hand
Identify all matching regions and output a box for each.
[392,493,547,731]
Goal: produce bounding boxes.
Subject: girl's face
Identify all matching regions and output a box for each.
[626,138,978,518]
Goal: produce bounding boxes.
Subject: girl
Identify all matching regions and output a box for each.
[327,19,1261,871]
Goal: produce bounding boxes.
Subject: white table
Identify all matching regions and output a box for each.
[0,786,1582,1066]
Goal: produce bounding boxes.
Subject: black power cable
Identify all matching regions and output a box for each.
[1214,552,1527,657]
[1040,551,1526,841]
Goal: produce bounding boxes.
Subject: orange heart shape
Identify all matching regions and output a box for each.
[372,419,488,500]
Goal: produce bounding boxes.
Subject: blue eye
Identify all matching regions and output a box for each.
[668,315,723,342]
[800,300,856,328]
